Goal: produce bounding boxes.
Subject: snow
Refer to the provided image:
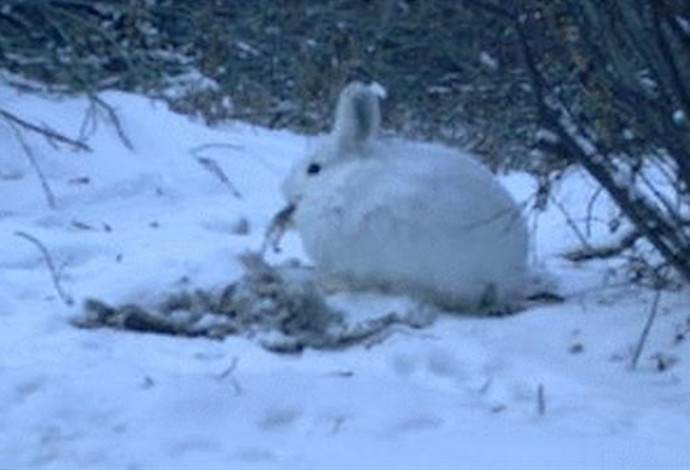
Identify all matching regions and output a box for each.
[1,86,690,469]
[673,109,687,125]
[479,51,499,70]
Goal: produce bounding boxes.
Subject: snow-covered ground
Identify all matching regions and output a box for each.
[1,87,689,469]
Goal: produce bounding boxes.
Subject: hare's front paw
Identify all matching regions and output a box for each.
[485,303,520,317]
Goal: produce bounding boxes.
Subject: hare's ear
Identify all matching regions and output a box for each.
[332,82,386,155]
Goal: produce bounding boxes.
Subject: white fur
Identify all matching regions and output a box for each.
[282,82,529,311]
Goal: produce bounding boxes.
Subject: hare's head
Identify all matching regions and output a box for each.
[282,82,386,205]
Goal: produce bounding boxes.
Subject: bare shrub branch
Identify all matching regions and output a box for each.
[631,287,663,369]
[15,231,74,306]
[564,230,641,262]
[194,156,243,199]
[0,107,91,152]
[7,120,57,209]
[536,383,546,417]
[87,93,134,151]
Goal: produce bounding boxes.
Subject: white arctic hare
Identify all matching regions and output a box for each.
[282,82,529,311]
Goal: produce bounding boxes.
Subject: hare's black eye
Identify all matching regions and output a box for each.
[307,163,321,175]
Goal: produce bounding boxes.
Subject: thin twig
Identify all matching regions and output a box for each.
[189,143,246,199]
[631,287,663,370]
[550,195,594,252]
[330,416,347,435]
[584,186,604,238]
[190,140,281,176]
[536,383,546,417]
[8,121,57,209]
[87,94,134,151]
[195,156,243,199]
[79,98,99,143]
[0,107,91,151]
[189,143,243,155]
[216,357,243,396]
[563,229,641,262]
[15,231,74,306]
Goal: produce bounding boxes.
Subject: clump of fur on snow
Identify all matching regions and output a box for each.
[74,253,422,353]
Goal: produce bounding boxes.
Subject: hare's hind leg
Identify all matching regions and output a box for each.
[476,283,521,317]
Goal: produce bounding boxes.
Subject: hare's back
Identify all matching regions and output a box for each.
[349,141,521,232]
